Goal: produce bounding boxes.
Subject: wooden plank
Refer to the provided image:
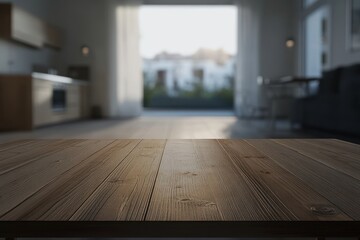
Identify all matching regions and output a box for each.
[193,139,302,220]
[332,139,360,156]
[0,140,51,161]
[275,139,360,181]
[146,139,294,221]
[1,140,140,220]
[145,139,222,220]
[0,139,34,151]
[0,139,83,175]
[0,75,32,131]
[218,139,351,221]
[70,140,166,220]
[247,139,360,220]
[0,140,114,218]
[300,139,360,159]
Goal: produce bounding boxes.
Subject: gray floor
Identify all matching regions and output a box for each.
[1,110,358,143]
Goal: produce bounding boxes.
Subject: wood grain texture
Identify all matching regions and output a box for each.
[70,140,165,220]
[302,139,360,159]
[274,139,360,181]
[246,139,360,220]
[0,138,359,238]
[0,139,34,152]
[190,139,292,221]
[0,140,114,218]
[0,139,82,175]
[218,139,352,221]
[146,140,314,221]
[1,140,139,220]
[145,139,222,220]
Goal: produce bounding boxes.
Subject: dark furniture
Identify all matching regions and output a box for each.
[1,139,360,238]
[296,63,360,136]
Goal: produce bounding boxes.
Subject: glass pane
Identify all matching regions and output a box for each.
[304,0,318,8]
[305,6,329,78]
[350,0,360,50]
[140,6,236,109]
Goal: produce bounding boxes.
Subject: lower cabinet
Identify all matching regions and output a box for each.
[0,75,89,131]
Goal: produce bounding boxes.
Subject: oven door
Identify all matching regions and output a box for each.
[52,86,67,112]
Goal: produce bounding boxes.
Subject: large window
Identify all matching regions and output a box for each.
[304,0,318,8]
[304,6,330,78]
[140,6,237,109]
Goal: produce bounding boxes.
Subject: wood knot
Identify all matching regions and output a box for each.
[310,205,338,216]
[179,198,191,202]
[140,153,151,157]
[177,197,216,207]
[108,179,124,184]
[260,170,271,174]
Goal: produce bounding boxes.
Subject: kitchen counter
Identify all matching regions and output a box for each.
[0,74,90,131]
[32,72,89,85]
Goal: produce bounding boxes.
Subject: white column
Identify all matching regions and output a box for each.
[107,0,143,118]
[235,0,263,117]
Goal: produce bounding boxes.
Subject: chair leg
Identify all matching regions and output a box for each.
[270,100,276,131]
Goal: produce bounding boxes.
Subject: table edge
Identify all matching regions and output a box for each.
[1,221,360,238]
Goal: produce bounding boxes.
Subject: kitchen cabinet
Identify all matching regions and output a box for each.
[0,74,89,131]
[0,3,62,48]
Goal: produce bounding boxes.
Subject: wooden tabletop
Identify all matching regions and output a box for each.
[0,139,360,238]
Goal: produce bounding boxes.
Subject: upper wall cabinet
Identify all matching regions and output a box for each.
[0,3,62,49]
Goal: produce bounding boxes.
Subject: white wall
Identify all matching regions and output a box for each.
[56,0,109,116]
[258,0,297,112]
[259,0,297,79]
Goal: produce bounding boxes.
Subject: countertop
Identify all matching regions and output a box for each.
[32,72,89,85]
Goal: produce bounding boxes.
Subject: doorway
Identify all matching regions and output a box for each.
[140,6,237,110]
[302,2,330,95]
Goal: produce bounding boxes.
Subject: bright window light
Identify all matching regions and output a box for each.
[140,6,237,58]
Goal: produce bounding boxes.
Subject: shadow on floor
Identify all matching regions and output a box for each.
[0,110,359,144]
